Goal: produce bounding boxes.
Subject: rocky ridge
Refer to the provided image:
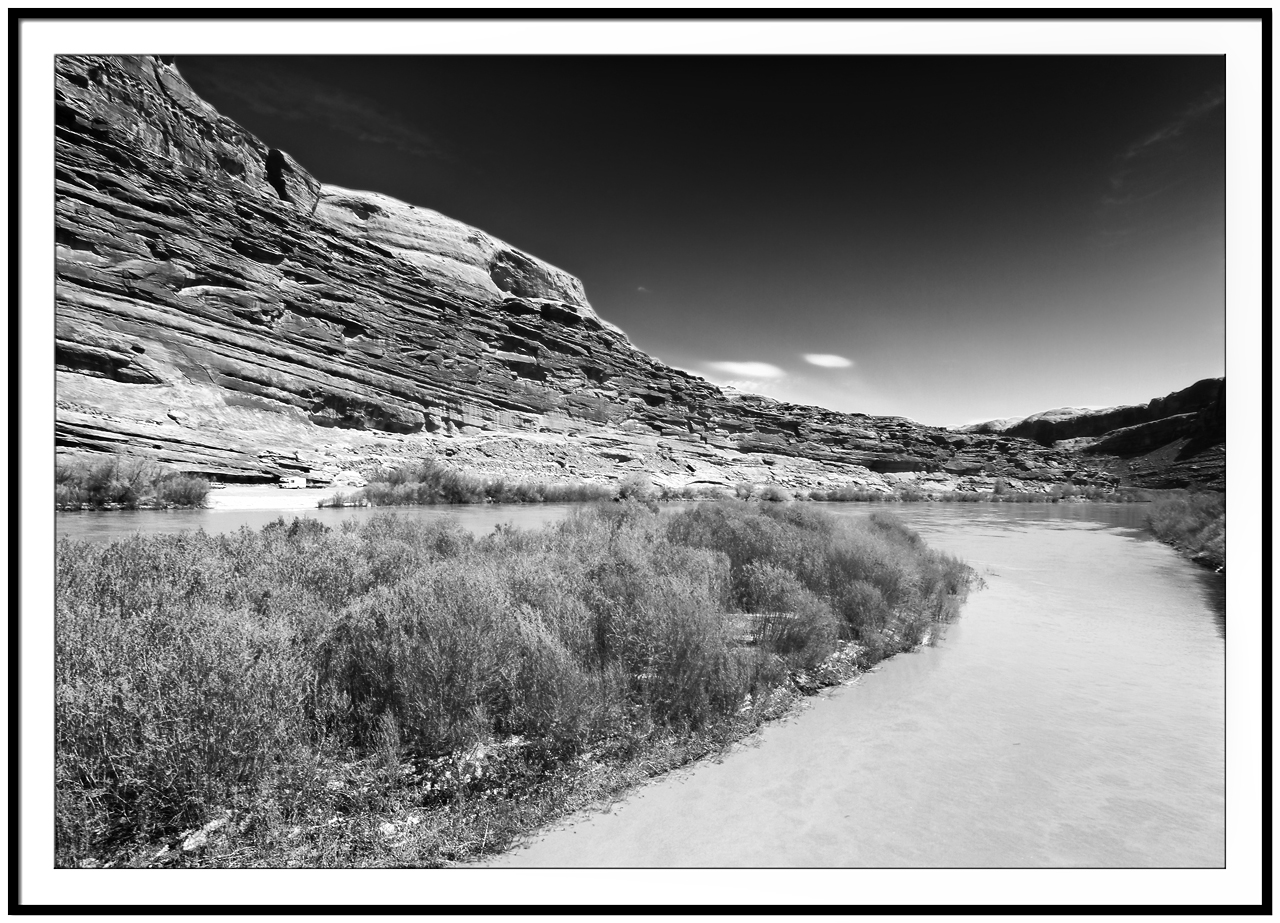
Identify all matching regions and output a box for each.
[54,55,1222,494]
[961,378,1225,490]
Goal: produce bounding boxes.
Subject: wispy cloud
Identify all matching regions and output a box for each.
[175,58,444,163]
[1096,87,1224,248]
[1117,89,1224,166]
[803,353,853,369]
[705,361,786,379]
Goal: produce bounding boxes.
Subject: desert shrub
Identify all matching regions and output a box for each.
[55,483,88,508]
[864,510,927,550]
[485,479,519,503]
[54,457,209,509]
[317,564,517,754]
[81,457,156,507]
[56,536,315,852]
[336,459,617,507]
[615,473,656,502]
[736,562,839,670]
[810,485,890,502]
[758,501,839,538]
[666,503,972,655]
[667,502,806,587]
[359,460,487,504]
[317,491,361,508]
[1146,490,1225,569]
[837,579,892,634]
[500,604,599,749]
[540,482,614,502]
[153,474,210,507]
[55,503,976,863]
[353,511,472,561]
[581,531,739,724]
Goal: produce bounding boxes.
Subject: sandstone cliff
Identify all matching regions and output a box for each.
[54,55,1217,494]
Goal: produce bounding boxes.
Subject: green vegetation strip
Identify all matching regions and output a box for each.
[56,502,974,868]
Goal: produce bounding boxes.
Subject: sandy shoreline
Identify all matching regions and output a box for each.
[204,484,347,512]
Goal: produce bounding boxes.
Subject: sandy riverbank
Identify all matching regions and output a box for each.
[204,485,347,512]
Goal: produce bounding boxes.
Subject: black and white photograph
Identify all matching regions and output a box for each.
[14,11,1266,913]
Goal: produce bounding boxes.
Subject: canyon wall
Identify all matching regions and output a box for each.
[54,55,1222,493]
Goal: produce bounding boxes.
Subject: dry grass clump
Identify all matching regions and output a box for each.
[56,503,974,868]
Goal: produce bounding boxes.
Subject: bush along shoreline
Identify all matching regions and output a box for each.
[56,458,210,511]
[55,502,975,869]
[1145,489,1225,572]
[319,460,1157,510]
[52,455,1158,514]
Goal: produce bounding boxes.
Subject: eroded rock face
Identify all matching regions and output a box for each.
[53,55,1216,491]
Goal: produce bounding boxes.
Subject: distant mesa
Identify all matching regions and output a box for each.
[53,55,1225,493]
[958,379,1224,490]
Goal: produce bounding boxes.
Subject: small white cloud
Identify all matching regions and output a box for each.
[636,286,649,293]
[803,353,854,369]
[706,361,785,379]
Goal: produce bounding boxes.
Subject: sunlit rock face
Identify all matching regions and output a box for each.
[314,186,597,316]
[53,55,1217,490]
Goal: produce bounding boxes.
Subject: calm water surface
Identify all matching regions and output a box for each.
[57,500,1225,866]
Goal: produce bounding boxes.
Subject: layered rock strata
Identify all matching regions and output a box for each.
[54,55,1220,493]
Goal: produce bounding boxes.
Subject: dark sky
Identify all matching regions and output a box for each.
[177,55,1226,426]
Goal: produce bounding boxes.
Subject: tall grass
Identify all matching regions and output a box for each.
[56,504,974,867]
[55,457,210,510]
[1146,489,1225,570]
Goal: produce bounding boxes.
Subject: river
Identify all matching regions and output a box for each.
[55,498,1225,867]
[53,485,584,543]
